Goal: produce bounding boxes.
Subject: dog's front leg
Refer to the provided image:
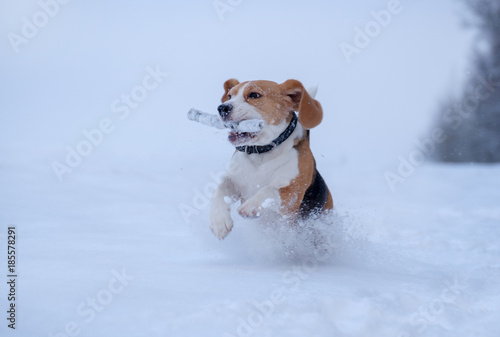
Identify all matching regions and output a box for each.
[238,186,280,218]
[210,177,238,240]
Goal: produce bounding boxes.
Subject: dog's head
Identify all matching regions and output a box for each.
[218,79,323,146]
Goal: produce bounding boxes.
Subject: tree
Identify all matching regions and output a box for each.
[433,0,500,163]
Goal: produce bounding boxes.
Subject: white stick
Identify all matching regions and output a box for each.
[187,108,225,129]
[187,108,266,133]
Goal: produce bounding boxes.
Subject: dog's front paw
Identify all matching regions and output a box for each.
[210,209,234,240]
[238,200,263,219]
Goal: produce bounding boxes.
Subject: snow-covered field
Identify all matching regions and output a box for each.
[1,0,499,336]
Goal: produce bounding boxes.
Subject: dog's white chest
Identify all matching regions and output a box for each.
[227,148,299,199]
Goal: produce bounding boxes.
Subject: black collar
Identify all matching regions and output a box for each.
[236,112,298,155]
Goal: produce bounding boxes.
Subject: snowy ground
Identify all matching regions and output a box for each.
[1,0,499,336]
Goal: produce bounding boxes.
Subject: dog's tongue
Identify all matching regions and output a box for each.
[228,132,248,143]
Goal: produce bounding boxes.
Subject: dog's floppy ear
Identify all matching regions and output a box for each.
[280,79,323,129]
[221,79,239,103]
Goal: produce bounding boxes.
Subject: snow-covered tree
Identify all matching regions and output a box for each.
[433,0,500,162]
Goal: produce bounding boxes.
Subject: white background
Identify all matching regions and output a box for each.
[1,0,499,336]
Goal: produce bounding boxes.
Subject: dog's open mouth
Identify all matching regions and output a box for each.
[228,131,259,146]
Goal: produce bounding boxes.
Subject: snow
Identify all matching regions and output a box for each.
[261,198,275,209]
[1,0,499,336]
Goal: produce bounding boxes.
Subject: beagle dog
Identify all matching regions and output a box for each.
[210,79,333,239]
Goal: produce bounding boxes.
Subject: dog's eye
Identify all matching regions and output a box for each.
[227,94,232,99]
[248,92,261,99]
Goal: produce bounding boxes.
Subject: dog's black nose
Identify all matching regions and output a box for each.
[218,103,232,120]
